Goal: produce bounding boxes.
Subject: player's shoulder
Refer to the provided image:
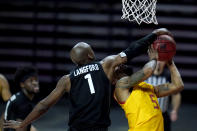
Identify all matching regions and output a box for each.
[0,74,7,82]
[100,55,117,63]
[136,82,154,89]
[59,74,71,93]
[63,74,70,80]
[0,74,5,79]
[8,92,23,104]
[6,94,18,107]
[100,55,118,68]
[60,74,71,85]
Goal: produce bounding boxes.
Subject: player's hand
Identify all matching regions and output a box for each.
[3,120,22,129]
[152,28,173,37]
[166,59,173,66]
[148,45,158,60]
[170,110,178,122]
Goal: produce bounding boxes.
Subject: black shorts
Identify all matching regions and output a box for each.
[162,111,171,131]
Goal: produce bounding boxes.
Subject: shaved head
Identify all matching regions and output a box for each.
[70,42,95,65]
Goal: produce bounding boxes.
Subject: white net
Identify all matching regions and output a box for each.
[121,0,158,25]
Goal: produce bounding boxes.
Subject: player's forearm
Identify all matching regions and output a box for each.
[123,33,157,60]
[156,62,184,97]
[20,76,68,128]
[16,119,28,131]
[167,61,184,92]
[143,59,157,78]
[171,93,181,112]
[126,59,157,87]
[1,77,12,102]
[16,127,28,131]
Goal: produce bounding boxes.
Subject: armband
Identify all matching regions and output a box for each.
[119,52,127,58]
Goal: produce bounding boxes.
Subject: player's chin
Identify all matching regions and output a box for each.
[32,87,40,93]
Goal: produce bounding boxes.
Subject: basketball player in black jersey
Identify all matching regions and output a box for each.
[4,28,172,131]
[4,66,39,131]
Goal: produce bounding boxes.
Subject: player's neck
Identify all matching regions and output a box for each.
[154,67,164,75]
[78,60,94,66]
[154,70,162,75]
[22,89,34,100]
[154,62,166,75]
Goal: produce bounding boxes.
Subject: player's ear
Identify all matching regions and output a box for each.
[88,52,94,60]
[20,82,25,88]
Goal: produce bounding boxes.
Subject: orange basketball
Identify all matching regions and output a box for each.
[153,35,176,61]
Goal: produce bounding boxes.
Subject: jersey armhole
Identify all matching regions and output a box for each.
[113,92,126,105]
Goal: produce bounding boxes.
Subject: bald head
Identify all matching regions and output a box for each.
[70,42,95,65]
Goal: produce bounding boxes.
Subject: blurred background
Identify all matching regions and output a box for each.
[0,0,196,131]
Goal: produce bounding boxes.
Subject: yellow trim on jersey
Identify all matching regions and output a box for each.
[119,82,154,107]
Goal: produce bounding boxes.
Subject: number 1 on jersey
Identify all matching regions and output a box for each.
[84,73,95,94]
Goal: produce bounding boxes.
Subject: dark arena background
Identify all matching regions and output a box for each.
[0,0,197,131]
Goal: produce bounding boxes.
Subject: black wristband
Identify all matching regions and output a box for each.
[123,33,157,61]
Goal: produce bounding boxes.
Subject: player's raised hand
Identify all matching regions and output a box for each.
[3,120,22,129]
[148,45,158,61]
[152,28,173,37]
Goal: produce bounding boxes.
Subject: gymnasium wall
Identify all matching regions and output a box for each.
[0,0,196,101]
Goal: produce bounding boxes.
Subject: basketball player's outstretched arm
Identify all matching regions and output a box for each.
[0,74,11,101]
[170,93,181,121]
[102,28,171,70]
[102,28,171,82]
[116,45,158,89]
[3,75,70,129]
[154,60,184,97]
[123,28,172,61]
[114,46,158,102]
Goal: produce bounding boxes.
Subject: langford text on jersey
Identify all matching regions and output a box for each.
[74,64,99,77]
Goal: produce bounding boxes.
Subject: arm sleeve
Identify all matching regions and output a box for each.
[123,33,157,60]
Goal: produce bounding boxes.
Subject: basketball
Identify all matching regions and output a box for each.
[153,35,176,61]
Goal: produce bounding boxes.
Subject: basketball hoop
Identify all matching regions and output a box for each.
[121,0,158,25]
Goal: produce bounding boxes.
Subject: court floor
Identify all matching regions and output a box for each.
[33,100,197,131]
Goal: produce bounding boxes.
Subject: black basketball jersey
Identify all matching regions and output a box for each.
[69,62,111,130]
[4,92,35,131]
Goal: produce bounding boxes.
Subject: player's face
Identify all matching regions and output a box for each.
[157,61,166,69]
[22,76,39,94]
[112,66,128,85]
